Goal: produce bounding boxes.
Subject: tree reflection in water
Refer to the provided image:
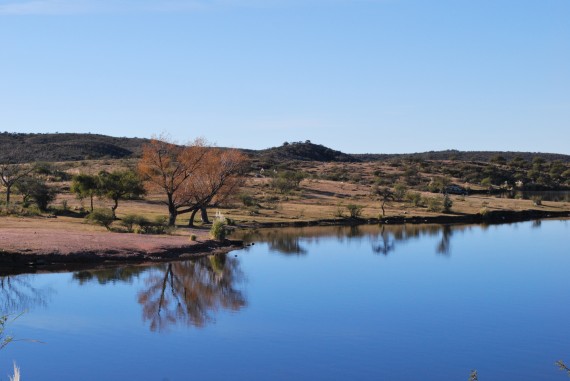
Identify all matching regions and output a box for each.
[0,274,52,315]
[236,223,473,257]
[371,226,395,255]
[138,254,246,332]
[72,254,246,332]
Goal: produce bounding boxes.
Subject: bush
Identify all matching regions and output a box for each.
[271,171,306,193]
[443,195,453,213]
[531,196,542,206]
[346,204,364,218]
[334,203,345,218]
[16,176,57,211]
[239,193,256,207]
[120,214,147,233]
[426,197,443,212]
[137,216,172,235]
[190,234,197,241]
[210,218,227,240]
[393,183,407,201]
[405,191,424,207]
[87,209,115,230]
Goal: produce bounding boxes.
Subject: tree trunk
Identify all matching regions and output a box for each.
[188,208,199,227]
[167,194,177,226]
[111,198,119,219]
[168,207,178,226]
[381,200,386,217]
[200,207,210,224]
[5,185,11,208]
[90,195,94,212]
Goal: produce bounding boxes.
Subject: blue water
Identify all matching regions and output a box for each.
[1,220,569,380]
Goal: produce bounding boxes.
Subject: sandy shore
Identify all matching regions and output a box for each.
[0,217,243,270]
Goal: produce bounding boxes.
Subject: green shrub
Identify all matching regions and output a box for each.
[239,193,256,207]
[135,216,172,235]
[393,183,407,201]
[405,191,424,207]
[426,197,443,212]
[271,171,306,193]
[121,214,142,233]
[87,209,115,230]
[443,195,453,213]
[346,204,364,218]
[210,218,227,240]
[334,203,345,218]
[190,234,197,241]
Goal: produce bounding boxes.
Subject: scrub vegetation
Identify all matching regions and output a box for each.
[0,134,569,246]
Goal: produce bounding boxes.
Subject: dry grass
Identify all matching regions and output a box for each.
[3,158,570,230]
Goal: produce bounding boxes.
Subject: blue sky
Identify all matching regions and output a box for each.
[1,0,568,154]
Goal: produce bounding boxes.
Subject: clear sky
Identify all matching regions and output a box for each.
[1,0,568,154]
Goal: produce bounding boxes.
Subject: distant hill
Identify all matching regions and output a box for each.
[252,141,359,164]
[1,132,569,164]
[354,149,570,163]
[0,132,149,163]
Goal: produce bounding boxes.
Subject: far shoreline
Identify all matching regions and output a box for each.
[1,208,569,275]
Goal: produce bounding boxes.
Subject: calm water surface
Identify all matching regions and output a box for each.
[1,220,569,380]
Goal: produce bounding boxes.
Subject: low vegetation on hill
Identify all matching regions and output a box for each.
[0,133,569,233]
[0,132,149,163]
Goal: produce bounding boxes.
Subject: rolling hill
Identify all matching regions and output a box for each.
[1,132,569,164]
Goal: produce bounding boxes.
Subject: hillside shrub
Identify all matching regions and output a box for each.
[443,195,453,213]
[426,197,444,212]
[87,209,114,231]
[394,183,407,200]
[346,204,364,218]
[405,191,424,207]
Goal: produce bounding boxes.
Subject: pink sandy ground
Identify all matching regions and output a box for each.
[0,217,212,257]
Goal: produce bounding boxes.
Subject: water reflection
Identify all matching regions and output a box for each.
[72,254,246,332]
[371,226,395,256]
[73,267,147,285]
[236,223,475,256]
[0,275,52,315]
[138,255,246,331]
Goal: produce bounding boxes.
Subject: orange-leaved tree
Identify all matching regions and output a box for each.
[137,136,209,226]
[138,135,247,226]
[178,148,247,227]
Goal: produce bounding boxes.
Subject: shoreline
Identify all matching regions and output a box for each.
[1,208,569,275]
[238,208,570,228]
[0,238,244,275]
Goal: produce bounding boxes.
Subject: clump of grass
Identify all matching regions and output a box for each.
[9,362,20,381]
[346,204,363,218]
[210,214,227,240]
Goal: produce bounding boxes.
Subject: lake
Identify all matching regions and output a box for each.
[1,220,569,380]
